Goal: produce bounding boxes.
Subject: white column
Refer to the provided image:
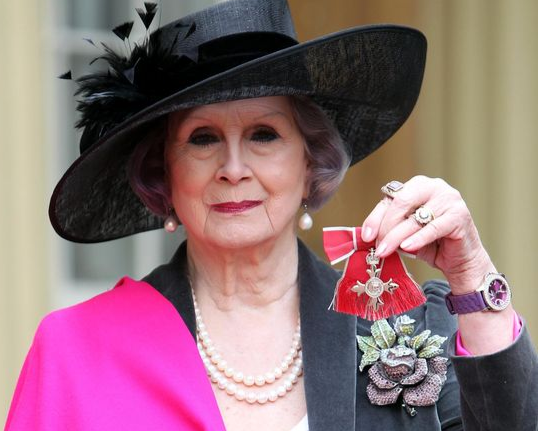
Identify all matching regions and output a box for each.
[0,0,50,422]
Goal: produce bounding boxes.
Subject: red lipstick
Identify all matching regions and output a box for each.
[211,200,262,214]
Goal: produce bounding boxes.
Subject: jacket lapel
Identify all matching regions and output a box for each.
[145,241,359,430]
[297,241,358,431]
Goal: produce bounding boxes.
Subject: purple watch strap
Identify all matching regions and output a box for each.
[445,291,487,315]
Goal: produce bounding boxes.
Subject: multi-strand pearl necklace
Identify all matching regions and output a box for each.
[193,293,303,405]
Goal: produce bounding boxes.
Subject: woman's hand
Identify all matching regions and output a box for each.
[361,175,495,294]
[361,175,514,355]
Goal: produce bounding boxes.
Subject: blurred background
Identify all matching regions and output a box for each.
[1,0,537,422]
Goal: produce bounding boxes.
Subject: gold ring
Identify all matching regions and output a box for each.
[413,206,435,226]
[380,180,404,199]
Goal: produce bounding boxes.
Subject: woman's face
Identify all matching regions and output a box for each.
[166,96,309,249]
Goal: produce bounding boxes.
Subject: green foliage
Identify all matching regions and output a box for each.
[357,336,379,353]
[358,316,448,372]
[394,315,416,336]
[371,319,396,349]
[357,335,381,372]
[410,330,431,350]
[417,335,448,358]
[359,345,381,371]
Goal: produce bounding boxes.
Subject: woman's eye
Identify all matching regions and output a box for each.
[251,127,279,143]
[188,131,219,146]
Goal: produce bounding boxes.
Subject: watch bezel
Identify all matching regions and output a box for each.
[481,273,511,311]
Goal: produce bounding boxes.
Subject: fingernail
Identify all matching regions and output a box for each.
[375,242,387,257]
[362,226,373,242]
[400,238,414,250]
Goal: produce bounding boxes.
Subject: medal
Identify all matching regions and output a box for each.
[323,226,426,321]
[351,249,399,312]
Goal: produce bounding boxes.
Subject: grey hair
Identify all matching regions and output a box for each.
[289,96,350,210]
[128,96,351,216]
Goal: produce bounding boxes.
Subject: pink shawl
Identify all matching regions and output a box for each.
[5,277,226,430]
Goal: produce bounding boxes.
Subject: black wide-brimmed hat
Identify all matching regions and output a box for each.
[50,0,427,243]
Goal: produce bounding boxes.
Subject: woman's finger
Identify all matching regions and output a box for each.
[362,176,431,242]
[374,216,424,257]
[375,192,449,257]
[399,212,456,253]
[376,176,436,242]
[361,198,391,242]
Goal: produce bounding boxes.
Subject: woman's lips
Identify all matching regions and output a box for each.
[211,200,262,214]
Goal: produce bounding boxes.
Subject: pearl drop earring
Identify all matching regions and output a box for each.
[298,204,313,231]
[164,208,179,233]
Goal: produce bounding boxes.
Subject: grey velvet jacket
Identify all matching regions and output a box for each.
[144,241,538,431]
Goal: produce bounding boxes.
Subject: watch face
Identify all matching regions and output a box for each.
[483,274,511,311]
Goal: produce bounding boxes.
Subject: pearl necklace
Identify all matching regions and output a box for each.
[192,293,303,405]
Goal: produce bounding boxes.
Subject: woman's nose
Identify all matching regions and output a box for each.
[216,141,252,184]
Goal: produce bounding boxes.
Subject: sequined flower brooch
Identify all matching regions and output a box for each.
[357,316,448,416]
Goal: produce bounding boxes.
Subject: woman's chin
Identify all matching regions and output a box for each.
[200,221,292,251]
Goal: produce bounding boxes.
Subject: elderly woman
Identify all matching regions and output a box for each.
[6,0,538,430]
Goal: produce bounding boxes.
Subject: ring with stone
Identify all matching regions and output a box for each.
[413,206,435,226]
[380,180,404,199]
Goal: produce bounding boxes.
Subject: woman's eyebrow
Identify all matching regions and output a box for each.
[182,110,292,125]
[251,111,292,125]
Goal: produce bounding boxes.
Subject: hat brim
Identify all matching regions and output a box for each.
[50,25,426,243]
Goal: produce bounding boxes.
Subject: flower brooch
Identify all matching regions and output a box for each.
[357,316,448,416]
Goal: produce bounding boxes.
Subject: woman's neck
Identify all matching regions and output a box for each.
[186,231,300,312]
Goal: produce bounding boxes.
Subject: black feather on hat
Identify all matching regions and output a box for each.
[50,0,427,243]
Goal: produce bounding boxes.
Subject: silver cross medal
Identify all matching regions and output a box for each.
[351,248,399,311]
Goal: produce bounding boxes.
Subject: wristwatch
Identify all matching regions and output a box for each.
[445,273,512,315]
